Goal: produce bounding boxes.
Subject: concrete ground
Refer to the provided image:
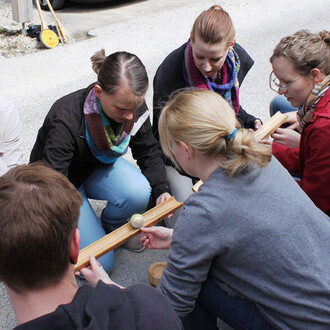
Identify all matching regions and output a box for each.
[0,0,329,328]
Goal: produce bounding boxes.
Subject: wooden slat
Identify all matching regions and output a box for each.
[192,180,203,192]
[254,112,288,141]
[74,197,183,271]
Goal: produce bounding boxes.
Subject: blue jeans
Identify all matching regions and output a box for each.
[78,157,151,273]
[269,95,297,117]
[182,277,276,330]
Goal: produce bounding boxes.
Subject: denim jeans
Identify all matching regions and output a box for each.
[182,277,276,330]
[269,95,297,117]
[78,157,151,273]
[164,165,194,228]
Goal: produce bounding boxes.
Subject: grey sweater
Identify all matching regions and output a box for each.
[159,157,330,329]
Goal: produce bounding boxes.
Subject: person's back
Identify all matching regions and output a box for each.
[15,281,182,330]
[164,155,330,328]
[0,163,182,330]
[152,88,330,329]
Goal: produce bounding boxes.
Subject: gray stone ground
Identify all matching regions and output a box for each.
[0,0,329,328]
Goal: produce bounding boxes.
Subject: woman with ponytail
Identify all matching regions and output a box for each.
[268,30,330,215]
[30,50,171,273]
[152,5,261,227]
[139,89,330,329]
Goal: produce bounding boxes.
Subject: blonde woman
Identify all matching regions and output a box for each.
[137,90,330,329]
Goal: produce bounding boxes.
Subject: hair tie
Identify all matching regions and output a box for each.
[227,128,238,141]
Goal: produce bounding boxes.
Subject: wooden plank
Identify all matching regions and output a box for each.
[191,112,288,193]
[192,180,203,192]
[254,112,288,141]
[74,197,183,271]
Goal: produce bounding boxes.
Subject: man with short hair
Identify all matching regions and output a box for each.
[0,163,182,329]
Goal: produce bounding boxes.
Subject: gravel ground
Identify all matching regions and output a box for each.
[0,0,73,57]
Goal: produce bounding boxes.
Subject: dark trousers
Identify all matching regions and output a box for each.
[182,277,276,330]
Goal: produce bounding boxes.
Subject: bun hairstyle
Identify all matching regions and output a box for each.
[91,49,148,95]
[190,5,235,47]
[270,29,330,76]
[159,89,271,177]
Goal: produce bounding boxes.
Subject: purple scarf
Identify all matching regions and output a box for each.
[183,41,240,114]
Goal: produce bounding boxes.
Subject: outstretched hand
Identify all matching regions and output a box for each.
[76,254,122,288]
[140,227,173,250]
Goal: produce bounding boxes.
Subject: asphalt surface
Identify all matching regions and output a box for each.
[0,0,329,328]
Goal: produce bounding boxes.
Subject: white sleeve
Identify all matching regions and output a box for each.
[0,96,24,174]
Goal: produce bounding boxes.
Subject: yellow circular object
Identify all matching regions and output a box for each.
[40,29,59,49]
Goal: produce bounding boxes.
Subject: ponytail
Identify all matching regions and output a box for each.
[159,89,271,177]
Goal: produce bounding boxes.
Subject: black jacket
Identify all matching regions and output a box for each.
[153,42,257,142]
[15,282,183,329]
[30,86,170,201]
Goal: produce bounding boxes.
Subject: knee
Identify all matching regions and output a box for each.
[269,95,297,116]
[103,176,151,220]
[126,177,151,211]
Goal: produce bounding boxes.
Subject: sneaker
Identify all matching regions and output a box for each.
[122,235,145,253]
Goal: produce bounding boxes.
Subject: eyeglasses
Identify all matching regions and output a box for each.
[269,71,302,93]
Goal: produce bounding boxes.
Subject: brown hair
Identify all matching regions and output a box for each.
[91,49,149,95]
[270,29,330,76]
[159,89,271,177]
[0,163,82,293]
[190,5,235,46]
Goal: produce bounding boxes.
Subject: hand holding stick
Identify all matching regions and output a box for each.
[74,197,182,271]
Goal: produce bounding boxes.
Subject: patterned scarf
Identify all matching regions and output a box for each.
[297,75,330,132]
[183,40,240,114]
[84,87,135,163]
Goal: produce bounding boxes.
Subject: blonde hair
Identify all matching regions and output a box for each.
[270,29,330,76]
[159,89,271,177]
[190,5,235,47]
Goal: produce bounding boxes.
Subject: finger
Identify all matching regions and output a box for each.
[274,128,285,134]
[140,227,157,233]
[80,267,90,277]
[158,197,165,204]
[287,123,299,130]
[271,133,282,140]
[89,254,101,268]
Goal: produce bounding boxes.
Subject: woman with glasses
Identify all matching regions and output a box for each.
[152,5,261,227]
[268,73,300,149]
[269,73,299,117]
[269,29,330,216]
